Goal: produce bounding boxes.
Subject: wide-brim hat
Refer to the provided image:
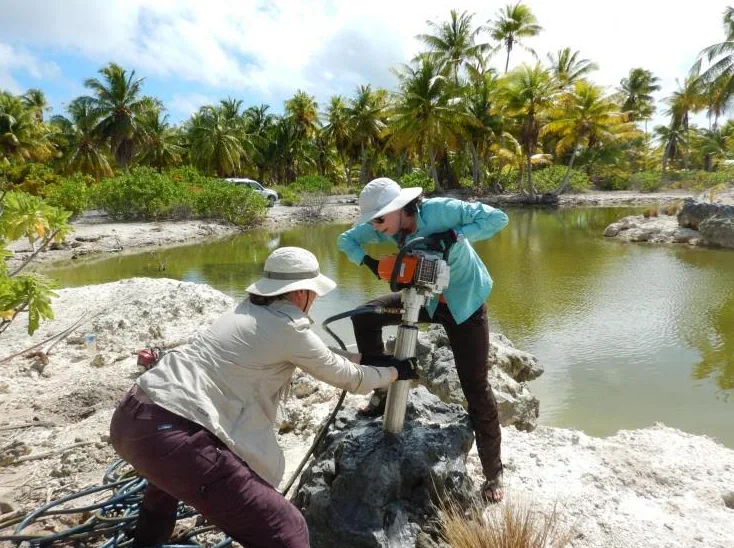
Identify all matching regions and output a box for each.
[246,247,336,297]
[354,177,423,225]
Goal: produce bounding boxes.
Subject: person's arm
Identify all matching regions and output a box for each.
[288,326,396,394]
[337,224,390,266]
[426,198,509,243]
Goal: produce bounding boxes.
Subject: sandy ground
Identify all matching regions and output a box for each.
[0,279,732,547]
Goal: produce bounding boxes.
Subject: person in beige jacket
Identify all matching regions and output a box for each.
[110,247,416,548]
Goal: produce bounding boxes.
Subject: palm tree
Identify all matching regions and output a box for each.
[546,48,598,89]
[285,90,319,140]
[265,116,311,183]
[496,63,557,196]
[665,75,703,169]
[654,123,686,173]
[487,2,542,73]
[0,92,54,165]
[463,71,502,188]
[703,77,734,129]
[691,7,734,109]
[346,85,386,184]
[50,96,112,179]
[244,104,275,182]
[416,9,489,83]
[542,81,635,194]
[219,97,244,121]
[21,89,50,122]
[83,62,149,169]
[322,95,354,185]
[696,127,731,171]
[136,109,184,172]
[390,57,471,191]
[187,105,248,177]
[618,68,661,122]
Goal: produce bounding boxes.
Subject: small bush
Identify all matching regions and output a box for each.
[193,181,267,226]
[44,174,95,218]
[2,162,59,196]
[273,185,299,206]
[95,168,190,220]
[400,171,435,194]
[642,208,658,218]
[290,175,333,194]
[532,166,592,193]
[486,168,520,193]
[631,171,663,192]
[298,192,329,220]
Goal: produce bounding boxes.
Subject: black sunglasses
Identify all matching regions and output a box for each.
[370,216,386,225]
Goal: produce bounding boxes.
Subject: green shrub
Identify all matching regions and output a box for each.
[486,168,520,193]
[272,185,299,206]
[44,174,95,218]
[193,181,267,226]
[290,176,333,194]
[532,166,592,193]
[95,168,191,220]
[631,171,663,192]
[2,163,59,196]
[399,171,435,194]
[166,166,215,190]
[458,177,474,189]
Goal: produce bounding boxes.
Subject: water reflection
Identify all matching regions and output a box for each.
[43,208,734,447]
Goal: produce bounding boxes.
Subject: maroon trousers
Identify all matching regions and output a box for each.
[109,387,309,547]
[352,294,503,481]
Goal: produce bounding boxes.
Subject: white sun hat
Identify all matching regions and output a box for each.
[354,177,423,226]
[246,247,336,297]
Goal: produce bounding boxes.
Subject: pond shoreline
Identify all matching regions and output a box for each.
[6,190,702,270]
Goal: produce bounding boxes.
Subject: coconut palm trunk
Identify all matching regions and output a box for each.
[554,141,580,196]
[429,150,444,192]
[525,151,535,197]
[470,143,482,188]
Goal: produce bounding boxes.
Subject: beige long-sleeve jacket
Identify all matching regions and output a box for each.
[137,298,394,487]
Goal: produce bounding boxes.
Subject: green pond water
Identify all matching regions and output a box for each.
[43,207,734,447]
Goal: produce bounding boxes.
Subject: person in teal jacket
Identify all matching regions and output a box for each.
[337,177,509,502]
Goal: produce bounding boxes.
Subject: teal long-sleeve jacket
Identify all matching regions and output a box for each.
[337,197,509,324]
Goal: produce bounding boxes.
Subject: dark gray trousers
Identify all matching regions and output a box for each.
[352,293,502,480]
[110,387,309,547]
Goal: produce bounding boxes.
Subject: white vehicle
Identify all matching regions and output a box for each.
[223,178,279,206]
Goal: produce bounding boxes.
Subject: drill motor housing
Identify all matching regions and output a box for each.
[377,251,450,296]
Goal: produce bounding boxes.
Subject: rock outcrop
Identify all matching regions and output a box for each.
[294,387,474,548]
[389,325,543,431]
[605,198,734,249]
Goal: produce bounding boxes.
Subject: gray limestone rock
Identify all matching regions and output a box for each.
[400,326,542,431]
[677,198,734,230]
[294,387,474,548]
[699,216,734,248]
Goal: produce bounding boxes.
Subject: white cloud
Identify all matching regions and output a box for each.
[169,92,218,118]
[0,0,730,127]
[0,42,61,93]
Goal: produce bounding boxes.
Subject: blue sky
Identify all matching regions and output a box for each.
[0,0,728,128]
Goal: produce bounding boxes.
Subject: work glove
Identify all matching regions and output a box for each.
[361,355,419,381]
[362,255,380,279]
[427,229,458,253]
